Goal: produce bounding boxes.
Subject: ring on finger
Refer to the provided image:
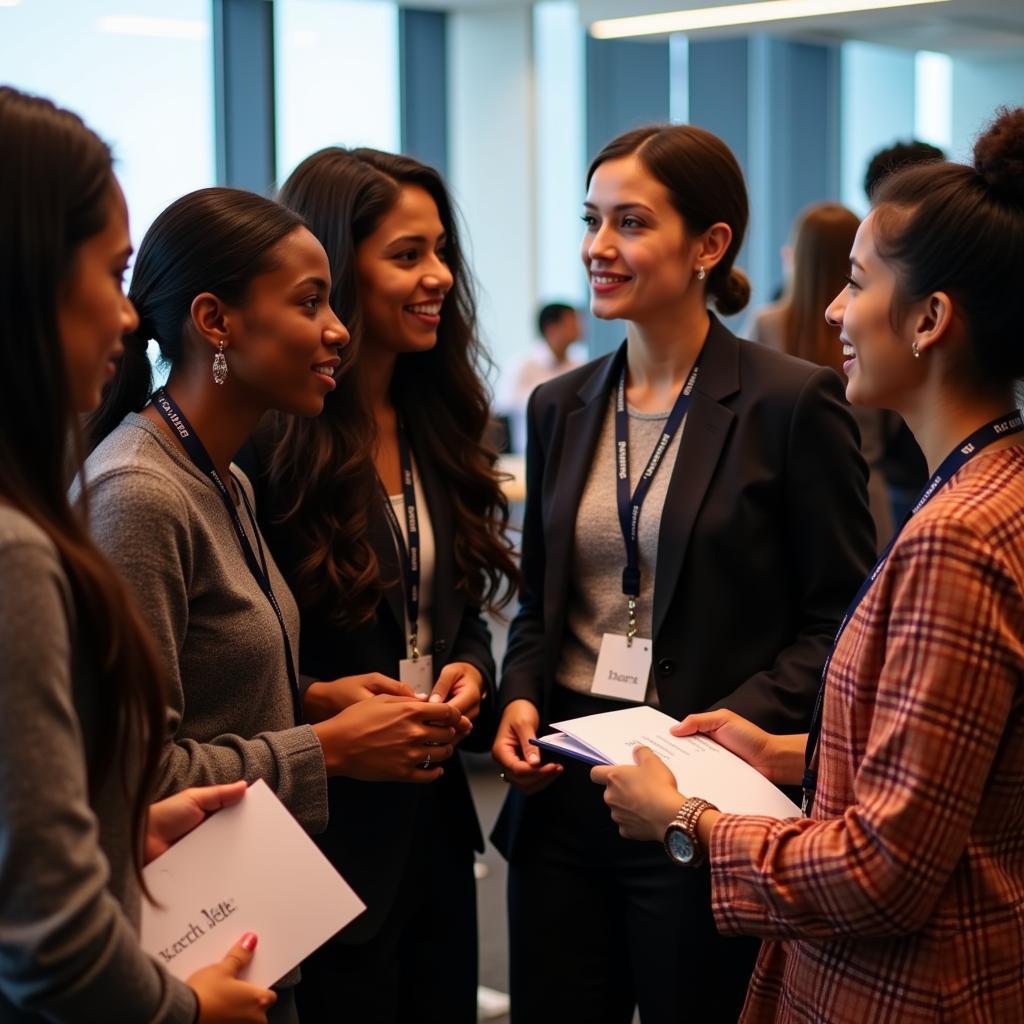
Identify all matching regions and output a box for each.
[420,752,432,770]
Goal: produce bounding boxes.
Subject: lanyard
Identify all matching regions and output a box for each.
[150,388,303,724]
[801,410,1024,816]
[379,419,422,660]
[614,347,703,645]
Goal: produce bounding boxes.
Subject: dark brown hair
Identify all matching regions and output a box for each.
[0,86,165,881]
[782,203,860,372]
[88,188,306,449]
[587,124,751,316]
[273,147,518,625]
[873,106,1024,386]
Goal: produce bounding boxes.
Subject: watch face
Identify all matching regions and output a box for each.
[667,827,695,864]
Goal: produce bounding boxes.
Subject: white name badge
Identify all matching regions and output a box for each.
[590,633,652,702]
[400,654,434,697]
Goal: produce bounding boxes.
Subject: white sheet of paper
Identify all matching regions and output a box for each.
[552,705,801,818]
[590,633,652,701]
[141,780,365,987]
[400,653,434,697]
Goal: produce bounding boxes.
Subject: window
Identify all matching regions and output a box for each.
[0,0,215,252]
[275,0,400,184]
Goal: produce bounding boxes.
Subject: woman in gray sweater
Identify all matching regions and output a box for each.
[0,87,274,1022]
[81,188,468,1022]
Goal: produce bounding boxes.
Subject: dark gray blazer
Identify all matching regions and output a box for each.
[493,315,876,856]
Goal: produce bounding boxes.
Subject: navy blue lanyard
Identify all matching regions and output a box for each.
[614,347,702,643]
[801,410,1024,815]
[150,388,303,724]
[379,419,422,659]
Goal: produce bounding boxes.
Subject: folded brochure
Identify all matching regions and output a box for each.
[533,705,800,818]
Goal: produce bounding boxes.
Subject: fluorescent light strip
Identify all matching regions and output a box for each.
[96,16,208,40]
[590,0,951,40]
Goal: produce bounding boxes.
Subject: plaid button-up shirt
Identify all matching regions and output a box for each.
[710,447,1024,1023]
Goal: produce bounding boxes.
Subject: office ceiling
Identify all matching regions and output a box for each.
[404,0,1024,54]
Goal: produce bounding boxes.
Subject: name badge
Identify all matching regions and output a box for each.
[400,654,434,697]
[590,633,652,702]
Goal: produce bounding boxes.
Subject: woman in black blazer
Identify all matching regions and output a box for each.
[491,125,876,1023]
[245,148,518,1023]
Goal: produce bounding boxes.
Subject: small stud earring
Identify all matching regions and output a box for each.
[912,340,920,360]
[212,339,228,385]
[696,266,706,281]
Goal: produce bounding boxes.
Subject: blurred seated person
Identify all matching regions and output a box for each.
[751,202,893,548]
[505,302,586,451]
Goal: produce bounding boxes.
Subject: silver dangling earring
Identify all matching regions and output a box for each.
[912,340,920,359]
[212,339,228,385]
[696,266,706,281]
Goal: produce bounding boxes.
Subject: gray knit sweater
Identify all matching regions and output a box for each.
[78,415,328,835]
[0,506,196,1022]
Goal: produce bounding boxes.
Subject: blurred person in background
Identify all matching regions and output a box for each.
[751,202,894,547]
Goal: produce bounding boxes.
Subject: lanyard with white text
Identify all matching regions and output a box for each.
[801,409,1024,816]
[614,347,703,645]
[379,419,422,660]
[150,388,303,723]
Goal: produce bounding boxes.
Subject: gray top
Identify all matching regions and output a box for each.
[0,506,196,1022]
[79,415,328,835]
[556,396,684,702]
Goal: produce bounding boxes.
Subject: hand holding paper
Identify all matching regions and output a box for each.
[540,705,801,818]
[145,781,249,864]
[593,745,687,842]
[186,932,276,1024]
[141,780,365,989]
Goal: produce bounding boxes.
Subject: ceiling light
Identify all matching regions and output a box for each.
[96,15,208,40]
[590,0,952,40]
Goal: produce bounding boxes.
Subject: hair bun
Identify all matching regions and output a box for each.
[973,106,1024,205]
[711,266,750,316]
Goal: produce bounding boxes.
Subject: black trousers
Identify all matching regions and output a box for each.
[295,802,478,1024]
[507,689,760,1024]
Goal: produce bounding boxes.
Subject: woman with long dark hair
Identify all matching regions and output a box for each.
[241,147,517,1023]
[752,202,896,545]
[594,107,1024,1023]
[0,86,274,1022]
[83,184,466,1023]
[491,124,875,1023]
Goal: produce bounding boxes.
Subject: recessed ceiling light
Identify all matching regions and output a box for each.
[590,0,952,40]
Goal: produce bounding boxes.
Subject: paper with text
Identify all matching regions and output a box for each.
[141,780,365,987]
[552,705,800,818]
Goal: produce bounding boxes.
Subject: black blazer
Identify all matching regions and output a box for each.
[241,431,497,943]
[493,316,876,855]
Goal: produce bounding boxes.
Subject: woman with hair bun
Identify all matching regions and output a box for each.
[595,107,1024,1023]
[492,123,875,1022]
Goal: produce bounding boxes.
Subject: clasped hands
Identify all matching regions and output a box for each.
[306,663,485,783]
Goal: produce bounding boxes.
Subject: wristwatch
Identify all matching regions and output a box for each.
[664,797,718,867]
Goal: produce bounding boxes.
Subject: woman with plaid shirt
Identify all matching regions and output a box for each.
[593,106,1024,1023]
